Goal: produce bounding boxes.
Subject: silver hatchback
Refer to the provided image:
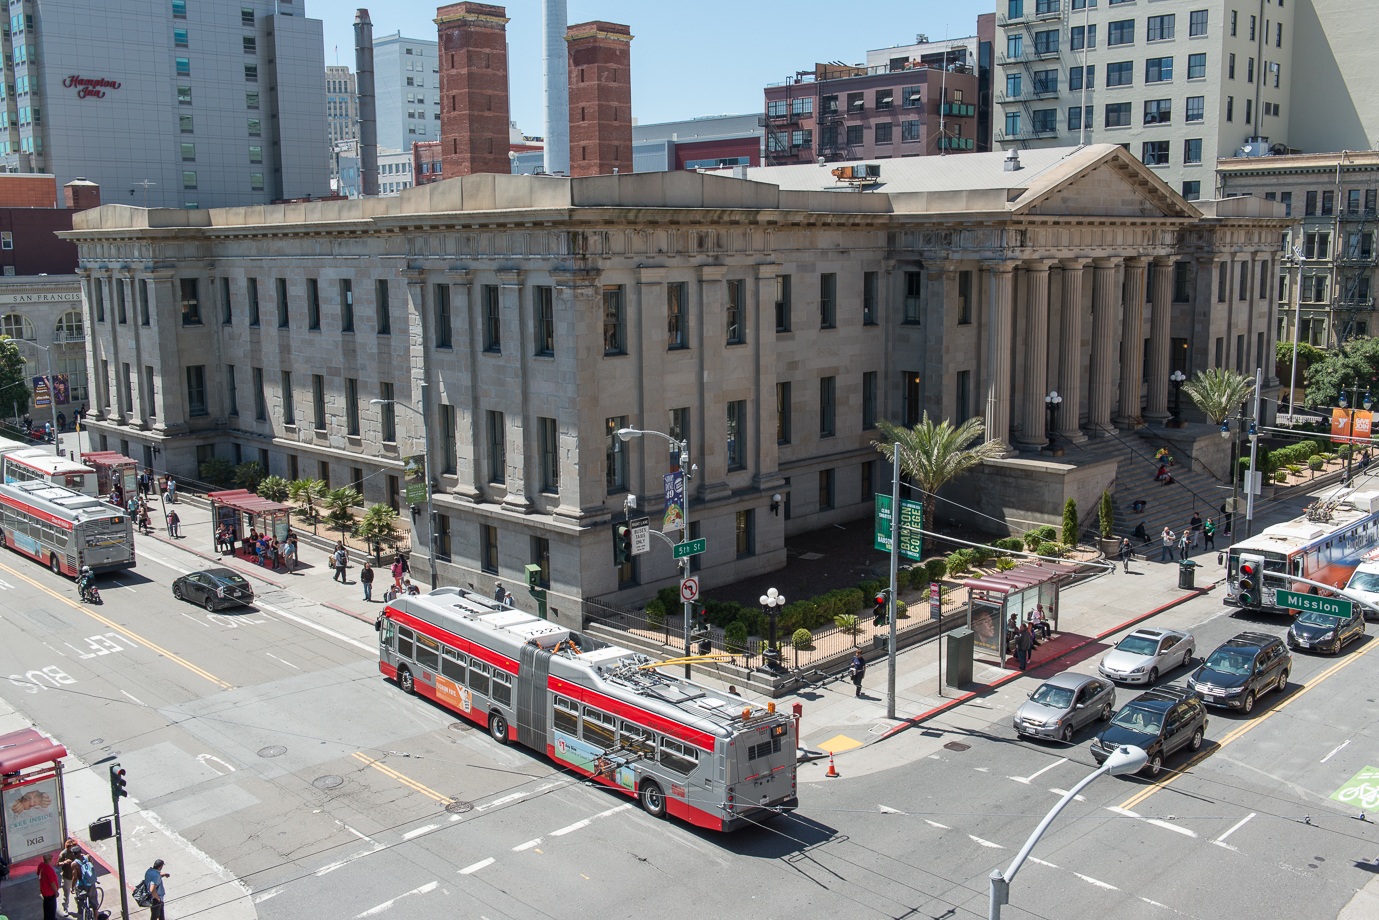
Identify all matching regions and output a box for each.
[1013,672,1117,743]
[1098,627,1195,685]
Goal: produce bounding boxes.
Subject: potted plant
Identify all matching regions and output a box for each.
[1097,489,1120,556]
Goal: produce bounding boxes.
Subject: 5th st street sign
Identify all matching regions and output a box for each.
[874,495,923,560]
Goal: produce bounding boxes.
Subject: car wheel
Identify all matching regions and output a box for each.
[172,583,182,600]
[1142,752,1163,778]
[1061,724,1074,744]
[488,711,509,745]
[639,780,667,819]
[1189,727,1203,752]
[204,596,216,611]
[1148,667,1159,684]
[1276,669,1289,692]
[1183,647,1194,667]
[1099,702,1112,722]
[1241,691,1255,714]
[398,666,415,695]
[50,553,60,575]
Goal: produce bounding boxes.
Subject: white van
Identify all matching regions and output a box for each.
[1344,562,1379,621]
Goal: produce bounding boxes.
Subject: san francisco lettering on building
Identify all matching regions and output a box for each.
[62,75,120,100]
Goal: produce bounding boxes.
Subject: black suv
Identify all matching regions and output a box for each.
[1091,687,1208,778]
[1186,632,1291,714]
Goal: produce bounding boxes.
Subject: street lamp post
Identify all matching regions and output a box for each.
[988,745,1148,920]
[370,392,438,589]
[1043,391,1062,452]
[17,340,60,456]
[759,587,786,671]
[1169,369,1187,427]
[1337,385,1373,485]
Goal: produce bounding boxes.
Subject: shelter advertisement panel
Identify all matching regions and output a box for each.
[3,775,64,861]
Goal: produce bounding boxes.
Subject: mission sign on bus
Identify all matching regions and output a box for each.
[63,75,121,100]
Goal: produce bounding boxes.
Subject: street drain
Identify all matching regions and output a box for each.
[258,745,287,758]
[446,800,474,814]
[448,721,473,732]
[313,775,344,790]
[943,741,971,752]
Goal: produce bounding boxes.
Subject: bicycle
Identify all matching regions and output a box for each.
[74,882,105,920]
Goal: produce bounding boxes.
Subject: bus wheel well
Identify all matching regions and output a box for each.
[487,709,509,745]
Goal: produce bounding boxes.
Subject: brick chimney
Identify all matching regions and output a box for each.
[63,177,101,210]
[436,3,511,177]
[566,21,632,177]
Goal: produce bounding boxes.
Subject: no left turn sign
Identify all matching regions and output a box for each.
[680,578,699,603]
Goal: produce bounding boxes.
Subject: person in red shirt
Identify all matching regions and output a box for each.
[38,852,60,920]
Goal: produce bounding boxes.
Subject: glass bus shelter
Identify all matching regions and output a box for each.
[964,561,1078,661]
[209,489,292,557]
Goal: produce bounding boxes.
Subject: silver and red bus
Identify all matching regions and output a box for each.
[378,587,798,831]
[0,480,135,576]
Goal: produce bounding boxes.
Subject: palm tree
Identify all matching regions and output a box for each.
[233,461,265,492]
[1181,368,1253,424]
[324,487,362,540]
[355,503,400,546]
[257,475,290,503]
[287,478,327,529]
[873,415,1006,551]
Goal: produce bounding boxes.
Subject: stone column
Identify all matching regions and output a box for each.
[1115,257,1148,429]
[1087,258,1119,436]
[983,262,1016,455]
[1144,256,1175,425]
[1057,259,1088,441]
[1016,260,1054,450]
[697,265,731,502]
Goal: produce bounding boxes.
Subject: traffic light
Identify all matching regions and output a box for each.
[109,764,127,801]
[612,522,633,565]
[872,589,890,627]
[1237,553,1264,607]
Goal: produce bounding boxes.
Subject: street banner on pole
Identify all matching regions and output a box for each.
[873,495,923,560]
[402,454,428,505]
[52,374,70,405]
[663,471,685,533]
[1333,408,1373,443]
[31,375,50,408]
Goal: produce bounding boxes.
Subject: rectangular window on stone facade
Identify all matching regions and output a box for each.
[668,408,690,471]
[1235,334,1245,372]
[531,536,550,587]
[1238,262,1250,301]
[775,275,791,332]
[247,278,259,326]
[902,119,923,142]
[1259,261,1269,299]
[139,279,150,325]
[435,514,450,561]
[434,283,451,348]
[339,279,353,332]
[735,510,755,558]
[440,404,457,474]
[1187,54,1206,80]
[1033,109,1056,133]
[480,525,498,574]
[307,279,320,330]
[846,124,864,146]
[186,365,207,417]
[1147,14,1175,40]
[1185,96,1204,122]
[863,371,877,430]
[1069,65,1094,90]
[220,277,232,324]
[180,278,200,325]
[956,369,972,424]
[535,286,555,355]
[312,375,326,430]
[777,382,791,444]
[903,271,922,323]
[375,381,394,441]
[863,272,878,325]
[820,376,836,438]
[1173,262,1191,302]
[1190,9,1208,35]
[606,416,629,491]
[1106,61,1133,86]
[667,282,687,348]
[726,401,746,471]
[818,468,835,510]
[603,285,625,355]
[276,278,288,327]
[539,417,558,493]
[726,280,745,344]
[253,367,266,420]
[376,280,391,334]
[820,273,836,328]
[345,378,360,436]
[861,460,874,500]
[482,284,500,351]
[1145,57,1172,83]
[281,372,294,425]
[875,122,893,144]
[958,271,973,324]
[1322,190,1335,216]
[1217,262,1227,302]
[1107,19,1134,45]
[1144,99,1172,124]
[487,410,506,484]
[116,281,127,324]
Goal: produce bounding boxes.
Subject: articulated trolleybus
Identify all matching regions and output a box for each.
[379,587,799,831]
[1225,489,1379,613]
[0,480,135,577]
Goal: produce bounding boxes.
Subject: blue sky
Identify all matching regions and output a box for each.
[322,0,992,134]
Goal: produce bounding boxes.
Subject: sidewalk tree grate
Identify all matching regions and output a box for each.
[943,741,971,752]
[258,745,287,758]
[312,775,345,789]
[448,721,473,733]
[446,799,474,814]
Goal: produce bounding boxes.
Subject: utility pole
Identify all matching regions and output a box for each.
[1244,368,1262,540]
[886,455,899,721]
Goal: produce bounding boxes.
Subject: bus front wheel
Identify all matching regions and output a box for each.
[397,666,415,695]
[488,711,509,745]
[639,780,667,819]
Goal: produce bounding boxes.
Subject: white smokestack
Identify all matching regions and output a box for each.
[354,8,379,196]
[542,0,569,175]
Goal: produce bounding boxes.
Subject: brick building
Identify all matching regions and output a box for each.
[437,3,511,178]
[566,21,633,177]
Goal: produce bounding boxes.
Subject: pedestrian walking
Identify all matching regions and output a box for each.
[165,475,177,503]
[1160,527,1175,562]
[144,859,169,920]
[75,854,97,920]
[166,508,180,538]
[1177,528,1190,560]
[58,839,82,915]
[391,556,404,590]
[361,562,374,601]
[1015,623,1034,671]
[1204,517,1216,549]
[284,533,298,571]
[1220,502,1233,537]
[1189,511,1203,535]
[140,469,152,496]
[333,544,348,583]
[850,651,866,697]
[38,852,59,920]
[1120,537,1133,573]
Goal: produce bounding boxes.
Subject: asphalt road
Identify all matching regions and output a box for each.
[2,532,1377,920]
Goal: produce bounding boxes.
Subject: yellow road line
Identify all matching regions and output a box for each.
[1119,636,1379,811]
[0,559,233,690]
[351,751,452,803]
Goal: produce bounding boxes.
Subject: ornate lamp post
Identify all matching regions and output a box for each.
[759,587,786,671]
[1043,391,1062,452]
[1169,370,1187,427]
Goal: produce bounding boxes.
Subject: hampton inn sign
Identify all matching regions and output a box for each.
[62,75,120,99]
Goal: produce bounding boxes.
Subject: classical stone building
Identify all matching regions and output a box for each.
[65,144,1283,625]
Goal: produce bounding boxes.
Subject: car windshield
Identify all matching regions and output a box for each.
[1110,706,1163,735]
[1030,685,1075,709]
[1297,611,1343,628]
[1348,572,1379,593]
[1115,635,1160,656]
[1204,648,1256,675]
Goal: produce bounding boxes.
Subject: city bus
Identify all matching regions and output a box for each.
[0,480,136,577]
[0,432,97,495]
[378,587,798,831]
[1225,489,1379,614]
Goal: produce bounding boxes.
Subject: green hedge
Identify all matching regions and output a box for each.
[926,557,948,581]
[1036,541,1065,557]
[646,599,666,626]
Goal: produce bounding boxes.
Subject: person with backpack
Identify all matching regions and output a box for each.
[850,651,866,697]
[333,544,348,583]
[142,859,168,920]
[75,853,98,920]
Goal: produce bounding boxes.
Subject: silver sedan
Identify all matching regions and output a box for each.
[1013,672,1117,743]
[1097,627,1195,685]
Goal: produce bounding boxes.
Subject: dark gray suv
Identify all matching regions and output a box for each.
[1186,632,1291,714]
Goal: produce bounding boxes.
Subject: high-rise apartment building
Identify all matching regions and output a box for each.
[1,0,328,208]
[325,65,358,145]
[373,32,442,151]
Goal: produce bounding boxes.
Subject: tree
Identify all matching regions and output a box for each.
[1181,368,1255,424]
[323,487,362,539]
[287,479,327,525]
[355,502,400,546]
[199,456,234,487]
[0,337,30,418]
[233,461,265,492]
[833,614,862,645]
[1276,339,1327,384]
[257,475,290,503]
[1062,497,1078,547]
[1099,489,1113,539]
[873,415,1006,551]
[1303,336,1379,408]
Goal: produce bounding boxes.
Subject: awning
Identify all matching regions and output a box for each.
[0,728,66,773]
[80,451,137,466]
[965,561,1079,594]
[209,489,291,516]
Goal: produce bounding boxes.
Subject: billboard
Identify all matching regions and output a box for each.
[3,775,65,862]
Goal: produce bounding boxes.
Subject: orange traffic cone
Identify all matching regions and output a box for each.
[826,752,839,778]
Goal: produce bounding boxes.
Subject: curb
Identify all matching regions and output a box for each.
[871,584,1216,746]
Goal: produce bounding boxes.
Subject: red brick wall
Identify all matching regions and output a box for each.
[437,3,511,177]
[674,136,761,171]
[566,21,632,178]
[413,140,443,185]
[0,175,58,209]
[0,209,78,275]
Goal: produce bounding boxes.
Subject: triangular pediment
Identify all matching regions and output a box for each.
[1008,144,1200,219]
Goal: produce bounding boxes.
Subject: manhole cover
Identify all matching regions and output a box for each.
[446,800,474,814]
[258,745,287,758]
[448,721,473,733]
[943,741,971,752]
[312,775,344,789]
[90,738,104,746]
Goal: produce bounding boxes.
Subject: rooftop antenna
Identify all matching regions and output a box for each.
[134,179,156,208]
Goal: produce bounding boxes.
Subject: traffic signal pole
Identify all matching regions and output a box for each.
[1245,369,1262,541]
[110,764,130,920]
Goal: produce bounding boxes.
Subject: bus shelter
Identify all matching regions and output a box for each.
[209,489,292,555]
[0,727,68,873]
[81,451,139,498]
[964,562,1078,661]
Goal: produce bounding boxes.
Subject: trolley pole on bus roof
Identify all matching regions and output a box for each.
[1244,368,1262,541]
[886,454,899,721]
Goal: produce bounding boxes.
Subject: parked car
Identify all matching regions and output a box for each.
[1186,632,1291,714]
[1090,687,1208,778]
[172,568,255,611]
[1288,607,1365,654]
[1097,627,1195,685]
[1013,673,1116,743]
[1343,563,1379,621]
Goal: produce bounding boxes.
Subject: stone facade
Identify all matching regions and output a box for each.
[566,22,633,178]
[437,3,512,178]
[64,145,1284,626]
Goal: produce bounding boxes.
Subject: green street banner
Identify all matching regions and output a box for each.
[874,495,923,560]
[403,454,428,505]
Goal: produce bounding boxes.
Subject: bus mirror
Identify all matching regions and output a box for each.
[374,616,382,632]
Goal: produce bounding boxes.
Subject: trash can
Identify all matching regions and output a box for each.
[945,627,974,688]
[1178,560,1198,590]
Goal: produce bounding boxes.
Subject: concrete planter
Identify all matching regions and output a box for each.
[1099,537,1122,556]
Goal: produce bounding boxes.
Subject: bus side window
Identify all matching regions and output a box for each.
[581,706,616,749]
[467,659,490,696]
[396,626,414,660]
[441,647,466,684]
[414,634,440,672]
[553,696,579,735]
[659,738,699,775]
[490,669,512,707]
[619,721,654,756]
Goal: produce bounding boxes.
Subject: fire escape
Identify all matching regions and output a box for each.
[995,0,1068,148]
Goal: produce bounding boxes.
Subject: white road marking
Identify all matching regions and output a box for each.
[355,880,438,918]
[1145,818,1197,837]
[196,754,236,774]
[1107,806,1140,818]
[512,838,541,851]
[549,803,633,837]
[342,824,375,842]
[121,689,146,706]
[253,887,284,904]
[878,805,906,815]
[316,844,385,876]
[477,791,530,811]
[1028,857,1059,869]
[1048,788,1086,802]
[925,820,950,829]
[1074,872,1118,890]
[266,652,300,670]
[969,835,1005,849]
[1213,812,1256,851]
[459,857,494,875]
[1011,757,1068,785]
[178,611,210,627]
[1321,740,1351,763]
[403,823,439,840]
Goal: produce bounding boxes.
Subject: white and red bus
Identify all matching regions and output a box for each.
[378,587,798,831]
[0,433,97,496]
[0,480,135,576]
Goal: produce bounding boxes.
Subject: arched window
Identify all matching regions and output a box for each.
[0,312,35,341]
[55,310,83,342]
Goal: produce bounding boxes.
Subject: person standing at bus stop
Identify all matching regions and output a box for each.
[166,508,180,538]
[361,562,374,602]
[38,852,59,920]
